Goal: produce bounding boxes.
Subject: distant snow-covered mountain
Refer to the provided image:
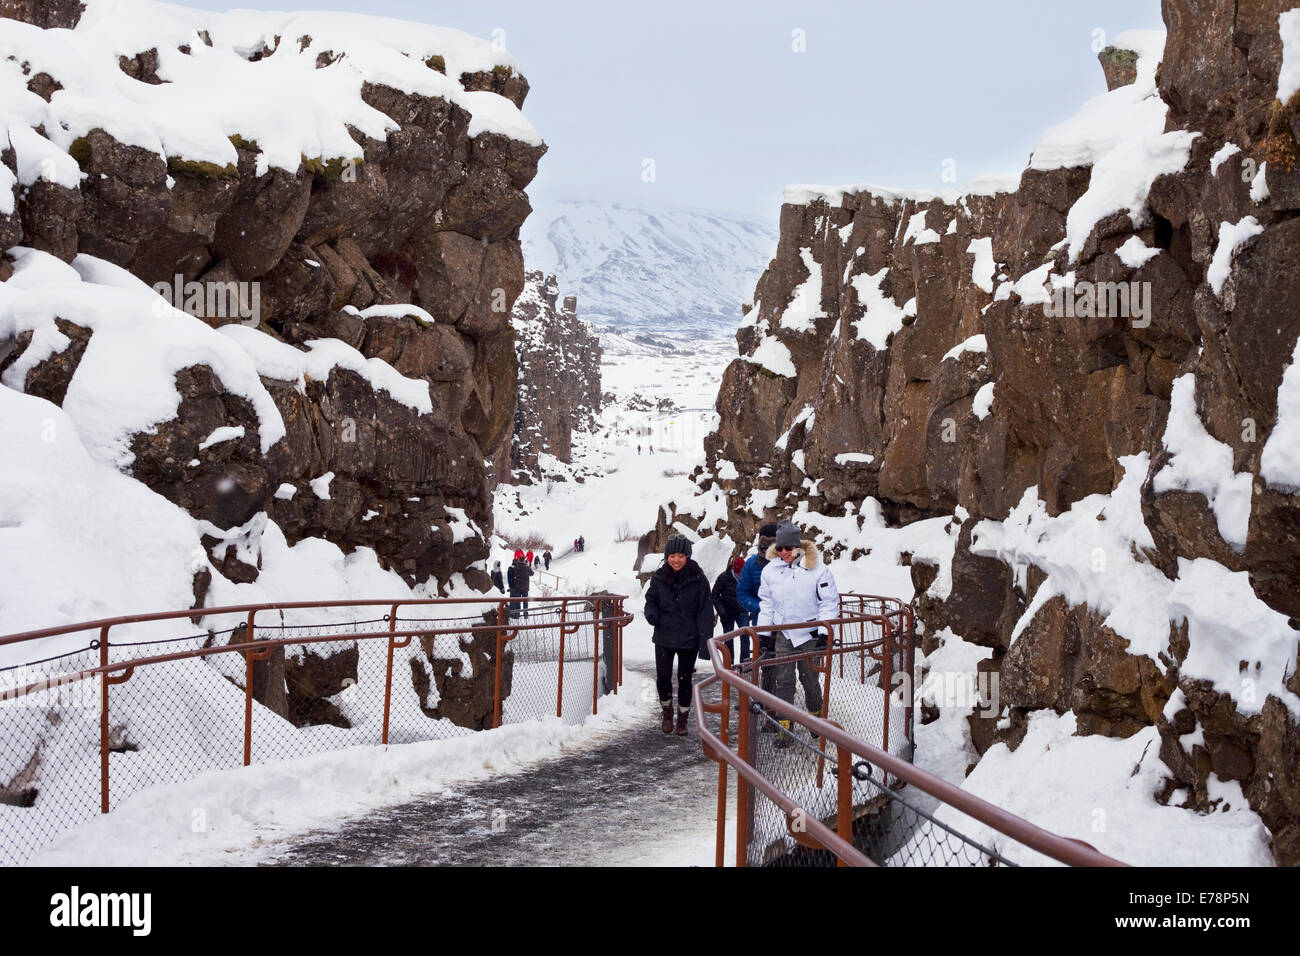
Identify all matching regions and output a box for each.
[521,200,777,336]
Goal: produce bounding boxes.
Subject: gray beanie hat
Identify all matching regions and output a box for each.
[664,535,693,558]
[774,520,801,549]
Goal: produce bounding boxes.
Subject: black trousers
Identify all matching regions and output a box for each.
[655,644,697,708]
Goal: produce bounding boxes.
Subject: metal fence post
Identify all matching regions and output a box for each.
[98,625,111,814]
[493,601,506,729]
[836,740,852,867]
[591,602,600,717]
[557,600,567,719]
[242,610,257,767]
[382,603,400,746]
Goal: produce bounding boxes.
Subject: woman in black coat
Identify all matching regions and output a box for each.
[643,535,713,736]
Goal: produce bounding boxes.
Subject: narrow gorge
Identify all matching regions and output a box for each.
[658,3,1300,864]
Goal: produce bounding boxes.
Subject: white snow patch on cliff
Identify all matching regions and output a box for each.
[942,334,987,362]
[1261,334,1300,493]
[966,237,994,293]
[779,248,826,333]
[1279,9,1300,102]
[0,248,286,466]
[1207,217,1264,296]
[1029,29,1166,170]
[1153,375,1252,551]
[1116,235,1160,268]
[850,269,908,350]
[1209,141,1241,175]
[746,336,796,377]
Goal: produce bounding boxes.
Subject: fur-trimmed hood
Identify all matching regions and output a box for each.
[764,540,820,568]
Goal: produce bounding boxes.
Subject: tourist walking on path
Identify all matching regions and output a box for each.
[711,556,750,664]
[543,549,552,570]
[490,560,505,593]
[507,550,533,618]
[578,535,585,552]
[737,523,779,702]
[643,535,713,736]
[757,520,839,747]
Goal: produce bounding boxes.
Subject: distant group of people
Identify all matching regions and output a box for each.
[643,520,837,743]
[636,444,654,455]
[573,535,585,552]
[490,547,552,618]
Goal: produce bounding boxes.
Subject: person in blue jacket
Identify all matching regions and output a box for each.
[737,523,779,711]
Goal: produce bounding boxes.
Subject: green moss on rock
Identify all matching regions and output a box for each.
[301,154,363,179]
[166,155,238,180]
[67,136,92,171]
[424,54,445,73]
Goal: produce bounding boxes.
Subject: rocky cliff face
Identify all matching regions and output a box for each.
[691,2,1300,864]
[508,269,601,480]
[0,0,544,593]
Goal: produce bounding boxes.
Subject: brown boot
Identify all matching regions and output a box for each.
[676,707,689,736]
[660,702,674,734]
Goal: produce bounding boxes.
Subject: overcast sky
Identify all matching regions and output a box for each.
[180,0,1165,218]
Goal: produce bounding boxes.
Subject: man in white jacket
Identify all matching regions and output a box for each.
[757,520,839,743]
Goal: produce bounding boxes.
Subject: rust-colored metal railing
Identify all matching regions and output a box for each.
[694,597,1123,868]
[0,594,628,865]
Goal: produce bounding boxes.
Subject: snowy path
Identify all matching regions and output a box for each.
[266,664,734,866]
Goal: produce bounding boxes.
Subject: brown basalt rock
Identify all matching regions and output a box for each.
[1246,488,1300,620]
[126,365,271,530]
[459,70,530,109]
[1098,46,1140,91]
[1001,593,1172,737]
[510,271,602,477]
[10,318,91,406]
[18,179,81,261]
[72,129,171,266]
[117,48,162,85]
[1,1,551,740]
[254,242,335,333]
[416,626,512,730]
[1158,0,1285,148]
[284,643,357,728]
[297,86,470,253]
[437,163,533,242]
[408,228,485,324]
[456,239,524,341]
[226,624,288,719]
[0,0,83,28]
[940,520,1023,651]
[211,147,312,279]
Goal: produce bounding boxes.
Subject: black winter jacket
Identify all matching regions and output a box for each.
[644,559,714,651]
[507,560,532,594]
[711,568,741,621]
